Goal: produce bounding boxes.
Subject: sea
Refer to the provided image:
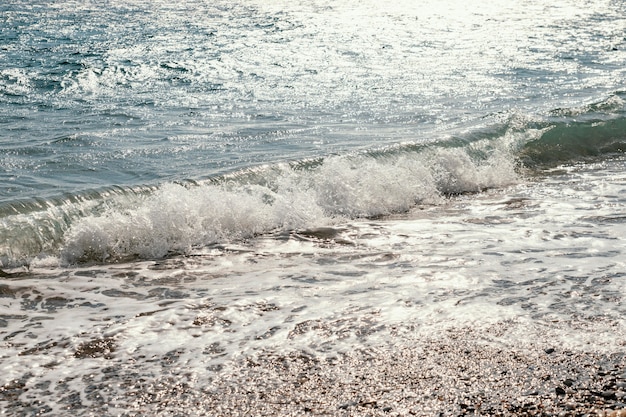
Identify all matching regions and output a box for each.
[1,0,626,415]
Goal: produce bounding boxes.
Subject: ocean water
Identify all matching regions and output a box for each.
[1,0,626,414]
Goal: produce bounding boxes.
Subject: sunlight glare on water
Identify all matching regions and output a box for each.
[2,0,626,414]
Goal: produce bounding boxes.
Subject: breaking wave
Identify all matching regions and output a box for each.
[2,98,626,267]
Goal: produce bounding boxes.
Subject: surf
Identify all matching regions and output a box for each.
[2,97,626,268]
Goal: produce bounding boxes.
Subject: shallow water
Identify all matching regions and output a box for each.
[2,157,626,414]
[2,0,626,415]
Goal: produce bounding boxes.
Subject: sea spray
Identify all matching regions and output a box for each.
[60,140,519,264]
[8,109,626,268]
[2,1,626,414]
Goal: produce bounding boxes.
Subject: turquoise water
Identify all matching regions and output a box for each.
[2,0,625,266]
[1,1,626,414]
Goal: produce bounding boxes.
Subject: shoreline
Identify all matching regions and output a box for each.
[201,339,626,416]
[3,326,626,416]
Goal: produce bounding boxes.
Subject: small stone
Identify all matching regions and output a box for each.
[359,399,378,408]
[555,387,566,396]
[601,390,617,399]
[545,348,555,354]
[338,401,357,410]
[563,379,574,387]
[606,410,626,417]
[74,338,116,359]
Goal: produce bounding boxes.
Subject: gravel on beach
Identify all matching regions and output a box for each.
[3,327,626,416]
[203,338,626,417]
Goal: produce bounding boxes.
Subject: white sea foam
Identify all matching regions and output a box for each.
[3,0,626,413]
[0,68,32,96]
[3,158,626,415]
[60,142,519,264]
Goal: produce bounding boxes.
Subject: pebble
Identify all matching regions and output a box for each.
[21,334,619,417]
[600,390,617,399]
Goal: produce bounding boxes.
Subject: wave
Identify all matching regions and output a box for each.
[520,116,626,167]
[520,93,626,167]
[59,136,521,264]
[0,186,158,268]
[2,96,625,268]
[1,139,518,267]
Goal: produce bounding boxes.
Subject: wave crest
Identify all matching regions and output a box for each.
[60,140,519,264]
[7,104,626,267]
